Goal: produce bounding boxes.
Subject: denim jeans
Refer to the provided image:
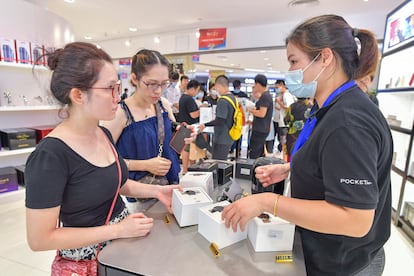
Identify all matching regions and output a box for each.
[353,247,385,276]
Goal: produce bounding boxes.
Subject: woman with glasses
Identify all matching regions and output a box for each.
[102,49,183,207]
[25,43,180,272]
[222,15,392,276]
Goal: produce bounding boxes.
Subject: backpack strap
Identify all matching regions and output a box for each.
[220,95,238,111]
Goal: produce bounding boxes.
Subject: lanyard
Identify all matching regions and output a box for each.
[291,80,356,160]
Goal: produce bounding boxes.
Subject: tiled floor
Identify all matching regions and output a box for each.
[1,188,414,275]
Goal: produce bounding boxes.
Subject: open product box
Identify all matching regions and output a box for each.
[172,187,213,227]
[198,201,247,249]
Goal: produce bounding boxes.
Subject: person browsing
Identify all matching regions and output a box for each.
[222,15,392,276]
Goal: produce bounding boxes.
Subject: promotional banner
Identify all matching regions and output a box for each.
[198,28,226,50]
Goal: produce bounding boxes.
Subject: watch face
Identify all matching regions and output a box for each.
[210,205,224,213]
[258,213,271,223]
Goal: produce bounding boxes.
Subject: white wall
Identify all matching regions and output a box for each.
[0,0,73,47]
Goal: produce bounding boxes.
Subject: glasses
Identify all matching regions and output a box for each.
[141,80,170,91]
[89,80,122,98]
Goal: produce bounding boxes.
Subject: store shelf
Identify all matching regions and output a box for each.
[392,165,406,177]
[0,61,47,70]
[0,105,60,112]
[390,125,412,135]
[377,88,414,93]
[0,147,35,157]
[398,217,414,242]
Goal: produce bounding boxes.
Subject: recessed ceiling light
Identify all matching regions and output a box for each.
[288,0,320,7]
[264,57,269,61]
[64,0,75,3]
[129,27,137,32]
[154,36,160,44]
[84,36,92,40]
[125,40,131,47]
[259,50,267,54]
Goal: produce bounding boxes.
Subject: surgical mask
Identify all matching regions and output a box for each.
[274,88,281,94]
[196,92,204,99]
[233,89,240,94]
[285,53,324,98]
[211,89,218,96]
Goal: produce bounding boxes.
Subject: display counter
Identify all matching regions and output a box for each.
[98,201,306,275]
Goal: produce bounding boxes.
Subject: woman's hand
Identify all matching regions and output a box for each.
[146,157,171,176]
[157,184,182,213]
[116,213,154,238]
[255,163,290,187]
[221,194,266,232]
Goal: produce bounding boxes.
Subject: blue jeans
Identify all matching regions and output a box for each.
[353,247,385,276]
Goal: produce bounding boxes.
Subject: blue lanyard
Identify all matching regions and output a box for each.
[291,80,356,160]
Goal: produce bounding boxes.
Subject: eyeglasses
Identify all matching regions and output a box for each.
[141,80,170,91]
[89,80,122,98]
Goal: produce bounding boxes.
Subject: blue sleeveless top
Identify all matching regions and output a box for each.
[116,101,180,183]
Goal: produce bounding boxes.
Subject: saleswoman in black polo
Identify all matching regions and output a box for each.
[222,15,393,276]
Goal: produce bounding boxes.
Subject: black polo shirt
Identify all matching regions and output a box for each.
[290,85,393,275]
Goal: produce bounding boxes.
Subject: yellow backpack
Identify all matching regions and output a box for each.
[220,95,243,141]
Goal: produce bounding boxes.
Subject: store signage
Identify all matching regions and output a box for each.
[198,28,226,50]
[192,54,200,62]
[119,58,131,66]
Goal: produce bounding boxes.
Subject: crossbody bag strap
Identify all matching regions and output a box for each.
[55,130,122,259]
[154,101,165,157]
[96,131,122,256]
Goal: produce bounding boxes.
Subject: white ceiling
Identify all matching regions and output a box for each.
[38,0,403,74]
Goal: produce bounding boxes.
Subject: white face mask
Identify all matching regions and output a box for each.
[285,53,325,98]
[210,89,218,96]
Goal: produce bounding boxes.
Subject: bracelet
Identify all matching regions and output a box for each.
[273,194,281,217]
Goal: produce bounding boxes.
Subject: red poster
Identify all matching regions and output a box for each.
[198,28,226,50]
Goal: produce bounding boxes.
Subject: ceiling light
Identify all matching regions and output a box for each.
[96,44,101,49]
[245,68,265,73]
[84,36,92,40]
[64,0,75,3]
[288,0,320,7]
[125,40,131,47]
[129,27,137,32]
[154,36,160,44]
[195,29,200,38]
[259,50,267,54]
[264,57,269,61]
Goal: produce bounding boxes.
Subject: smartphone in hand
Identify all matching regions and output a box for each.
[169,123,192,154]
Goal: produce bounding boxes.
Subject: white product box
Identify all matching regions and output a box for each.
[15,40,31,64]
[198,201,247,249]
[0,38,16,63]
[172,187,213,227]
[247,212,295,252]
[180,171,214,197]
[30,43,44,65]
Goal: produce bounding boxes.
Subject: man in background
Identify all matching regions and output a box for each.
[248,74,273,159]
[165,71,181,121]
[200,75,236,160]
[179,79,201,173]
[276,79,295,154]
